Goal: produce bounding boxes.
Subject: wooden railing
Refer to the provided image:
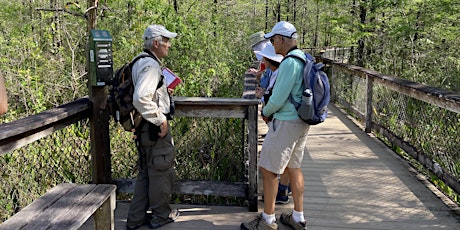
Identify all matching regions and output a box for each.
[0,96,260,212]
[317,55,460,196]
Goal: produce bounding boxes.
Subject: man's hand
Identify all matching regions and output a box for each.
[255,87,265,99]
[245,68,258,74]
[158,120,169,138]
[261,112,272,124]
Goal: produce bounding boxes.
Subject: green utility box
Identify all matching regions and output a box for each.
[88,30,113,86]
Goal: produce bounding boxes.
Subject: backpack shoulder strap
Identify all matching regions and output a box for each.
[283,52,307,109]
[282,53,307,64]
[129,53,164,90]
[129,53,157,68]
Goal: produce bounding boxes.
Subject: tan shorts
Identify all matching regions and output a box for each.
[259,119,309,174]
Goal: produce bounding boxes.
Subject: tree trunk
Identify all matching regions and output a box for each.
[293,0,297,22]
[313,0,319,47]
[286,0,290,21]
[265,0,269,30]
[174,0,179,13]
[277,0,281,21]
[50,0,61,51]
[357,0,367,67]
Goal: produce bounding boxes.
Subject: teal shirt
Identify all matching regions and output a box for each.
[262,49,305,120]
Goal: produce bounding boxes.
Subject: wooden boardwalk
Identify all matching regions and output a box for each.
[81,104,460,230]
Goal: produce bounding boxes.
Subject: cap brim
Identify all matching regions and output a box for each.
[163,31,177,38]
[264,32,275,39]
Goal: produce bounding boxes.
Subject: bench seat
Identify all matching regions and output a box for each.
[0,183,116,230]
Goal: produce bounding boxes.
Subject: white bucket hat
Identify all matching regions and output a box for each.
[253,44,283,63]
[264,21,298,39]
[143,24,177,40]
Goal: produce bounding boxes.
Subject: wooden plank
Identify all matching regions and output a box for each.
[47,184,116,230]
[0,183,77,230]
[0,98,90,140]
[114,179,246,198]
[22,184,97,230]
[0,98,90,155]
[247,105,258,212]
[174,97,259,106]
[2,183,116,230]
[93,188,116,230]
[174,105,246,118]
[0,114,85,155]
[174,181,246,197]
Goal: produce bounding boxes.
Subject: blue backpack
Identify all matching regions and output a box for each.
[284,52,330,125]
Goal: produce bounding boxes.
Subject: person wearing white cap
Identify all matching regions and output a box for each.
[127,24,179,230]
[241,21,309,230]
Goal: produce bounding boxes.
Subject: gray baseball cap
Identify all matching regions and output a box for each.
[142,24,177,40]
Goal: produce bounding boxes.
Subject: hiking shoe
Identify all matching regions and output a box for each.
[262,194,289,204]
[275,194,289,204]
[126,214,153,230]
[275,185,290,204]
[126,225,142,230]
[280,212,307,230]
[240,213,279,230]
[148,209,180,229]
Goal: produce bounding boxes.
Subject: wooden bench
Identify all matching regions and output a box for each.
[0,183,116,230]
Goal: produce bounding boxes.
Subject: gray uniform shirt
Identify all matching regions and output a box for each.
[131,52,170,126]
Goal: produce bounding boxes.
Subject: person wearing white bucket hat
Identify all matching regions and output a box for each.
[254,44,282,103]
[241,21,309,230]
[126,24,180,230]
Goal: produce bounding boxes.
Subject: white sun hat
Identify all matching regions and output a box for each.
[253,43,283,63]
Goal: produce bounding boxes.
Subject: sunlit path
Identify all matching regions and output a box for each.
[81,104,460,230]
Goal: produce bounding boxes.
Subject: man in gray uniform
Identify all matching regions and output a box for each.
[126,24,179,230]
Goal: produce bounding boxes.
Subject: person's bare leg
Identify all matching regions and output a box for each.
[261,167,278,214]
[286,167,304,212]
[279,170,289,187]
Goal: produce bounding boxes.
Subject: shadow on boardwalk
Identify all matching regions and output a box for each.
[81,104,460,230]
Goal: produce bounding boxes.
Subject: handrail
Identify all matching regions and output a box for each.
[0,97,91,155]
[318,57,460,114]
[317,56,460,196]
[0,96,260,212]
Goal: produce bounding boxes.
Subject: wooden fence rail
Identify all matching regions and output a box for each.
[318,55,460,196]
[0,96,260,212]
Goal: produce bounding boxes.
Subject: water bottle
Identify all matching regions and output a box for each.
[298,89,314,121]
[302,89,313,105]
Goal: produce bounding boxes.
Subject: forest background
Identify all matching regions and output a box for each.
[0,0,459,222]
[0,0,459,120]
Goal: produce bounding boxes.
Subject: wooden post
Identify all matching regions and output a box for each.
[247,104,258,212]
[365,75,373,133]
[94,186,116,230]
[87,0,112,184]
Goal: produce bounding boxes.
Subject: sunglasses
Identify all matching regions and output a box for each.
[269,36,283,44]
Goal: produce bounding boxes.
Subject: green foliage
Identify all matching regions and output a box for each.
[1,0,460,221]
[0,123,92,222]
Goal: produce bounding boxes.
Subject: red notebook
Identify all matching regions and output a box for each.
[162,67,182,89]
